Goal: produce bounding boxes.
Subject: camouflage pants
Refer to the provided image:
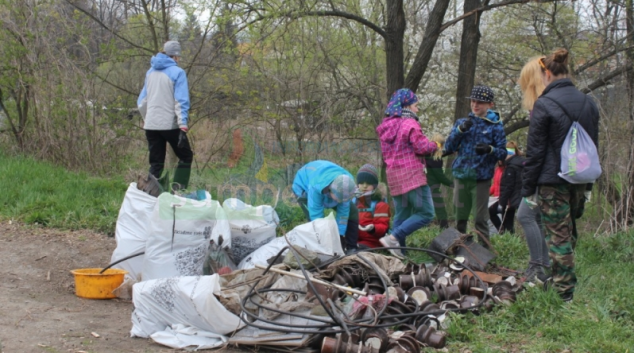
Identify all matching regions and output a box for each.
[538,184,586,296]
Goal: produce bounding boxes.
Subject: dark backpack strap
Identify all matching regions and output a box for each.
[541,95,587,123]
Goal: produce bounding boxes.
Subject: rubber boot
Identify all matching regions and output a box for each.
[456,220,468,234]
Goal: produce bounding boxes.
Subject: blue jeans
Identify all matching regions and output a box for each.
[392,185,435,246]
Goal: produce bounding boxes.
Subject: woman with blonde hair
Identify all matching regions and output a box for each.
[518,56,546,111]
[517,57,550,283]
[521,48,600,302]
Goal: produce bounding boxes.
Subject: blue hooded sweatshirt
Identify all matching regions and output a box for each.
[137,53,190,130]
[292,160,355,235]
[444,110,507,180]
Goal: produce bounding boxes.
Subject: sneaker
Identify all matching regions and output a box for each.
[379,235,404,259]
[345,247,359,256]
[537,273,553,292]
[524,264,545,283]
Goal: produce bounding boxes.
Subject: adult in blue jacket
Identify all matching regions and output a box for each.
[444,85,507,246]
[292,160,359,254]
[138,41,193,189]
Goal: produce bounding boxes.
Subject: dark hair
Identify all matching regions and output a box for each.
[542,48,570,76]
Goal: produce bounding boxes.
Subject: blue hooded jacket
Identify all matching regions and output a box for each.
[444,110,507,180]
[137,53,190,130]
[292,160,355,235]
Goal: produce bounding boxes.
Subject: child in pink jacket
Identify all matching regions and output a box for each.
[376,88,439,258]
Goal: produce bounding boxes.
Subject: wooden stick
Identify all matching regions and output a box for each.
[255,265,367,296]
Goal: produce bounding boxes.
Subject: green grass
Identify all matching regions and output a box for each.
[407,226,634,352]
[0,154,126,235]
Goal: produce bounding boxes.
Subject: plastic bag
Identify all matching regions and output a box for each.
[131,275,244,339]
[110,183,157,282]
[142,193,230,281]
[222,198,279,263]
[558,121,602,184]
[205,235,237,275]
[238,213,344,270]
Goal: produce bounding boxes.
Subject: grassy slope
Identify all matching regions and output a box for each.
[0,154,127,235]
[1,154,633,351]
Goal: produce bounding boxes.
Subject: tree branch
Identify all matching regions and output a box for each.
[574,44,634,74]
[581,63,632,93]
[140,0,159,52]
[405,0,451,91]
[440,0,557,32]
[64,0,154,54]
[91,70,138,96]
[504,118,530,135]
[0,88,18,137]
[246,10,386,39]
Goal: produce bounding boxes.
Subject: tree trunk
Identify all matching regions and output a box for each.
[382,0,406,192]
[405,0,451,92]
[453,0,485,121]
[623,0,634,228]
[384,0,406,100]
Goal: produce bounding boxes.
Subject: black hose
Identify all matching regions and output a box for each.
[238,245,489,335]
[99,251,145,274]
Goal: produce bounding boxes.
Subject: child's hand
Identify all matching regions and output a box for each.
[458,119,473,132]
[359,224,375,232]
[430,133,446,160]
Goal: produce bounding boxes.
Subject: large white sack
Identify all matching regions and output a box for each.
[222,198,279,264]
[150,324,228,350]
[238,213,343,270]
[142,193,231,281]
[110,183,157,281]
[130,275,244,339]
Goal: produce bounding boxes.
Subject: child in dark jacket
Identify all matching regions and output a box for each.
[493,142,525,234]
[355,164,391,249]
[425,156,453,229]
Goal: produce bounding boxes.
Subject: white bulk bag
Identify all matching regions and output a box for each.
[130,275,244,339]
[222,198,279,263]
[238,213,344,270]
[150,324,228,350]
[142,193,229,281]
[110,183,157,281]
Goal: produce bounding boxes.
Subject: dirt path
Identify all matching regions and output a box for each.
[0,221,244,353]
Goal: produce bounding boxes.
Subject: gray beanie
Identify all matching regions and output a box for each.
[163,41,182,57]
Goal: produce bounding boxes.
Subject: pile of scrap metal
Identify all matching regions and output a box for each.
[219,232,522,353]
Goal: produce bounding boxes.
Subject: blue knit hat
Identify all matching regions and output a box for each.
[330,175,357,203]
[356,164,379,187]
[385,88,418,117]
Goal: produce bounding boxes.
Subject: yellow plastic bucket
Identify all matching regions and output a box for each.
[70,268,128,299]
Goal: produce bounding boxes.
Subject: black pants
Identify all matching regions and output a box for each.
[489,201,516,234]
[146,129,193,188]
[297,197,359,251]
